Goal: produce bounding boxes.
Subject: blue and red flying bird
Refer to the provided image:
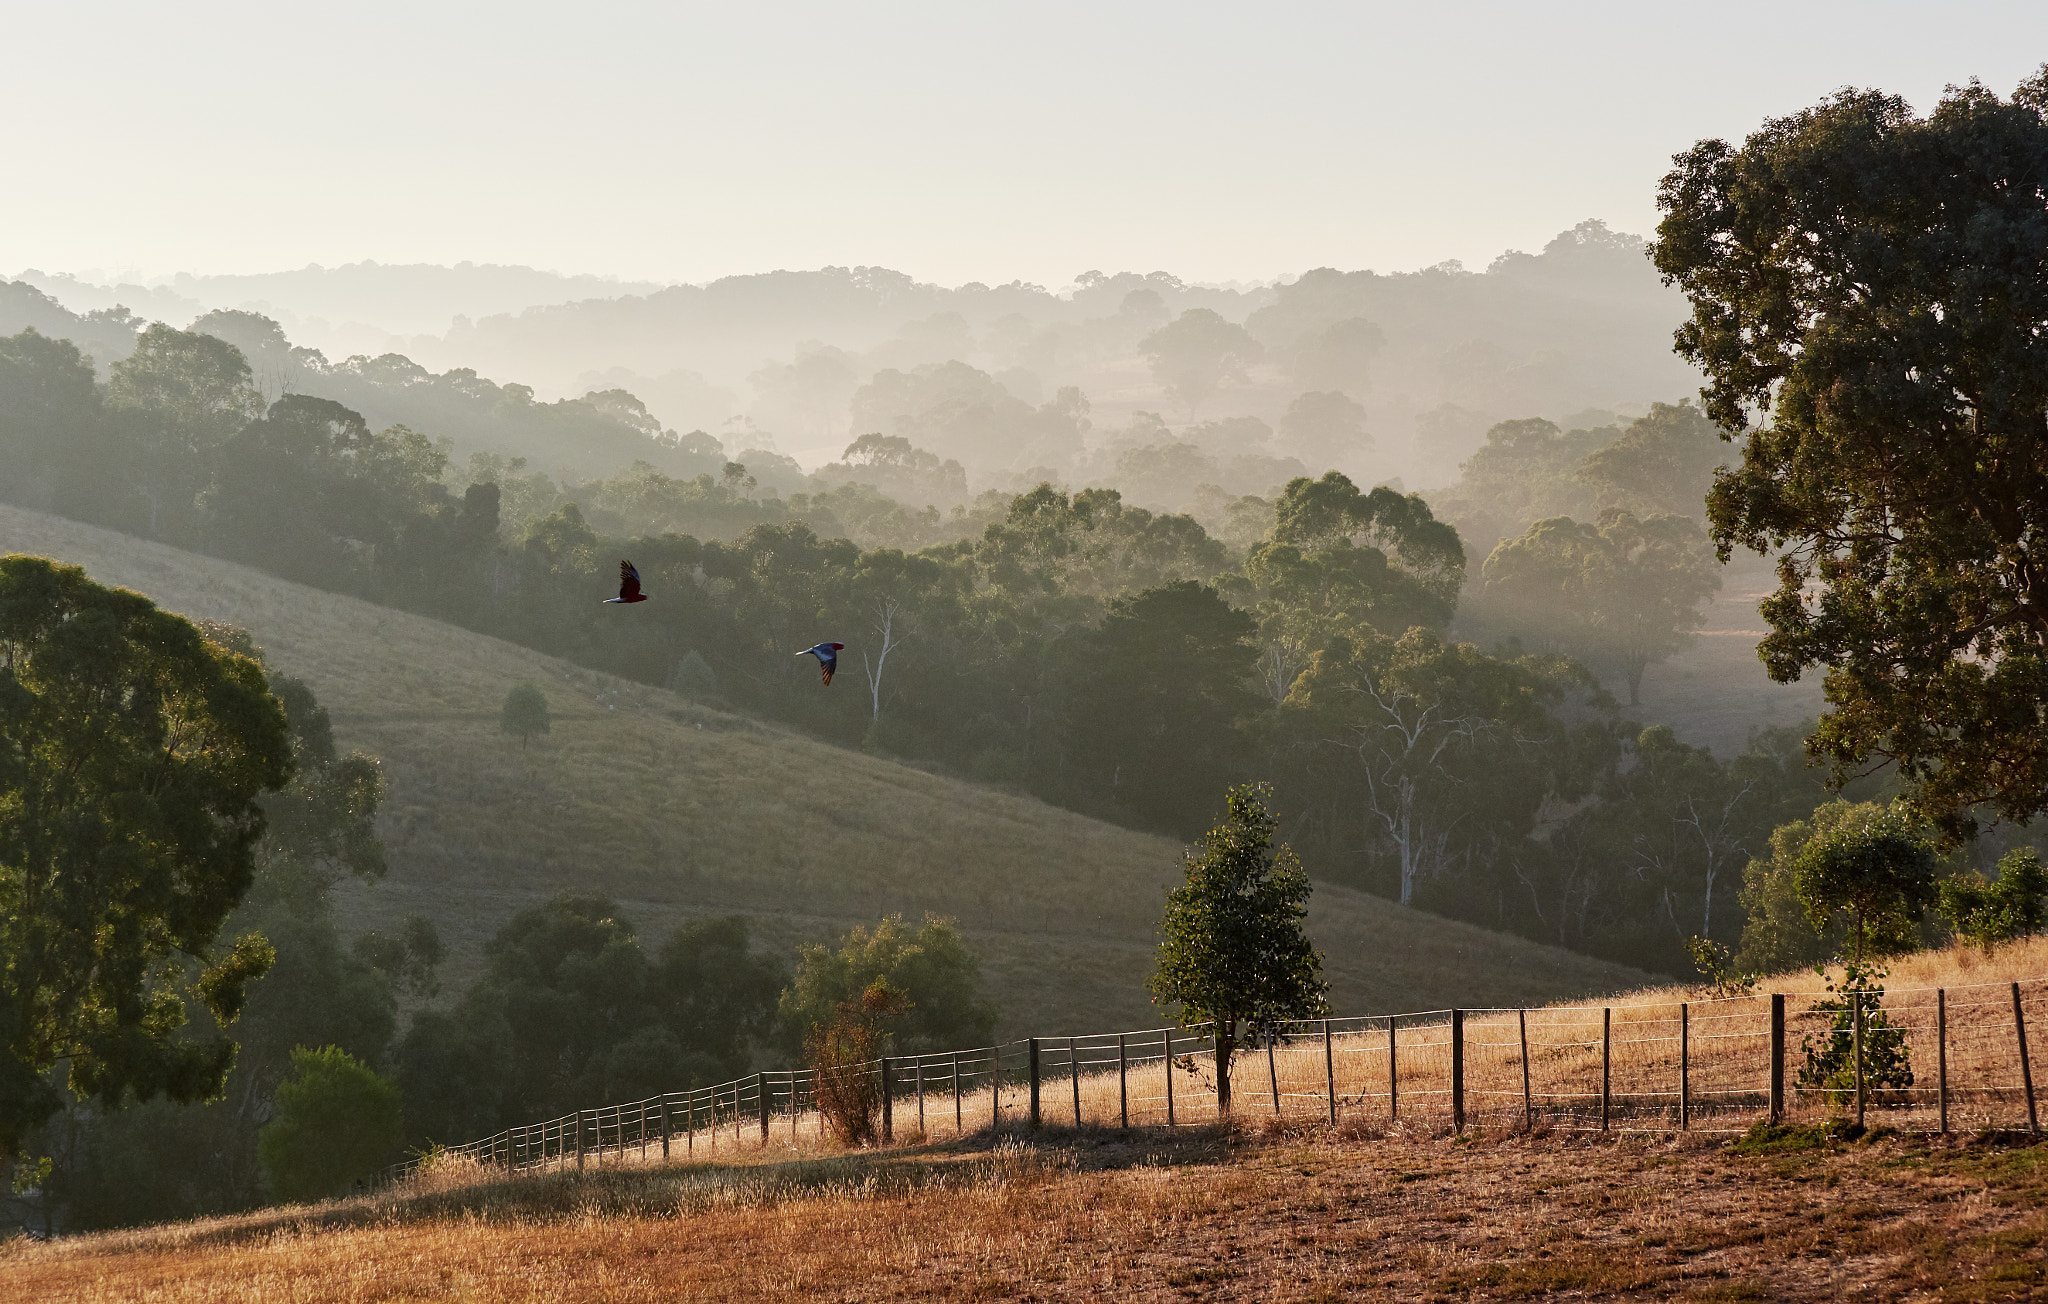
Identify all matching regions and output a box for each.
[604,560,648,604]
[796,642,845,686]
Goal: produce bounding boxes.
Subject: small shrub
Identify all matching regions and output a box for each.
[1798,959,1912,1103]
[805,978,909,1146]
[1728,1116,1857,1156]
[1687,936,1758,998]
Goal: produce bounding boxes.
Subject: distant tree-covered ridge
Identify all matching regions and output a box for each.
[0,299,1878,981]
[8,220,1700,505]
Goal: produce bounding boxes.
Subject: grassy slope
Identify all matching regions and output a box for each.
[10,1128,2047,1302]
[0,504,1653,1036]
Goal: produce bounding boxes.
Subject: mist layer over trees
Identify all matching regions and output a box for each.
[9,220,1699,499]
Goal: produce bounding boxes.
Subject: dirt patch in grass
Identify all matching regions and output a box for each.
[7,1124,2047,1302]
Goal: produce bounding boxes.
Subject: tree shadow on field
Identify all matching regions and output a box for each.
[33,1123,1243,1258]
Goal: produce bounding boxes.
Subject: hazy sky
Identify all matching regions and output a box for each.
[9,1,2046,288]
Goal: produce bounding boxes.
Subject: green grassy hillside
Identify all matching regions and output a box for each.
[1,504,1654,1036]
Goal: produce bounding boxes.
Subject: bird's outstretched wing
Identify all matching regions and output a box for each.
[606,560,645,603]
[795,641,845,686]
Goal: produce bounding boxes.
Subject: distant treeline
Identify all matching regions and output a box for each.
[1,313,1865,983]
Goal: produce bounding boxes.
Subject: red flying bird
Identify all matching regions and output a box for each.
[603,560,649,604]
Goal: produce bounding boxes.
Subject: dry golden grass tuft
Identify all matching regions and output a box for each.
[7,1123,2046,1302]
[0,504,1651,1033]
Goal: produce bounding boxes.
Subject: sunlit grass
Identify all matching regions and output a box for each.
[9,1117,2048,1302]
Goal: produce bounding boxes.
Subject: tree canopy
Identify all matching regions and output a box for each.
[777,915,994,1057]
[1652,69,2048,838]
[0,555,293,1158]
[1481,508,1720,705]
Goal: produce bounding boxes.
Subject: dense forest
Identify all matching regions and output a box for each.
[3,294,1848,976]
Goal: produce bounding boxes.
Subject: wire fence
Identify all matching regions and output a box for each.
[381,976,2046,1187]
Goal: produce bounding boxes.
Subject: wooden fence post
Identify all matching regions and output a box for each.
[881,1058,894,1142]
[1389,1015,1400,1120]
[660,1098,671,1160]
[576,1111,586,1172]
[1268,1030,1281,1116]
[1770,994,1785,1122]
[1323,1019,1336,1126]
[1070,1037,1082,1128]
[1518,1009,1532,1128]
[991,1045,1001,1127]
[916,1057,926,1137]
[953,1054,962,1134]
[1680,1002,1690,1131]
[1451,1009,1465,1134]
[1854,989,1867,1130]
[2014,982,2039,1134]
[1119,1034,1129,1128]
[1937,990,1948,1134]
[1600,1008,1611,1132]
[1027,1039,1041,1130]
[758,1072,770,1143]
[1165,1027,1176,1127]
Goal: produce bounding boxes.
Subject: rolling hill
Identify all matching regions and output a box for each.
[0,504,1654,1036]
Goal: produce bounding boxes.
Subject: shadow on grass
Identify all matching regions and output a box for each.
[46,1123,1247,1258]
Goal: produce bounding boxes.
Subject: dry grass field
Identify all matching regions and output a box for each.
[0,505,1652,1035]
[9,943,2045,1300]
[8,1115,2046,1301]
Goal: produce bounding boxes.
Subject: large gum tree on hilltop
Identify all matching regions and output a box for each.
[1652,69,2048,839]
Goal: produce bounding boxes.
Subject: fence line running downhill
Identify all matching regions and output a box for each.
[381,975,2047,1188]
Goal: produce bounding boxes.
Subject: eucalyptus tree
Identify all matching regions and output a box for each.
[1653,69,2048,838]
[0,556,292,1161]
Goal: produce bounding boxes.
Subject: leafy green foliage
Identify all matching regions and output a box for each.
[498,681,550,747]
[1282,627,1590,909]
[0,555,293,1158]
[38,644,401,1229]
[1732,802,1873,976]
[804,978,908,1146]
[256,1046,401,1202]
[1150,782,1327,1111]
[1063,581,1258,832]
[351,917,444,1001]
[1481,508,1720,704]
[1685,937,1757,999]
[1798,960,1913,1104]
[1575,402,1733,519]
[1939,849,2048,952]
[395,897,784,1142]
[779,915,993,1057]
[1652,71,2048,839]
[1793,805,1941,963]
